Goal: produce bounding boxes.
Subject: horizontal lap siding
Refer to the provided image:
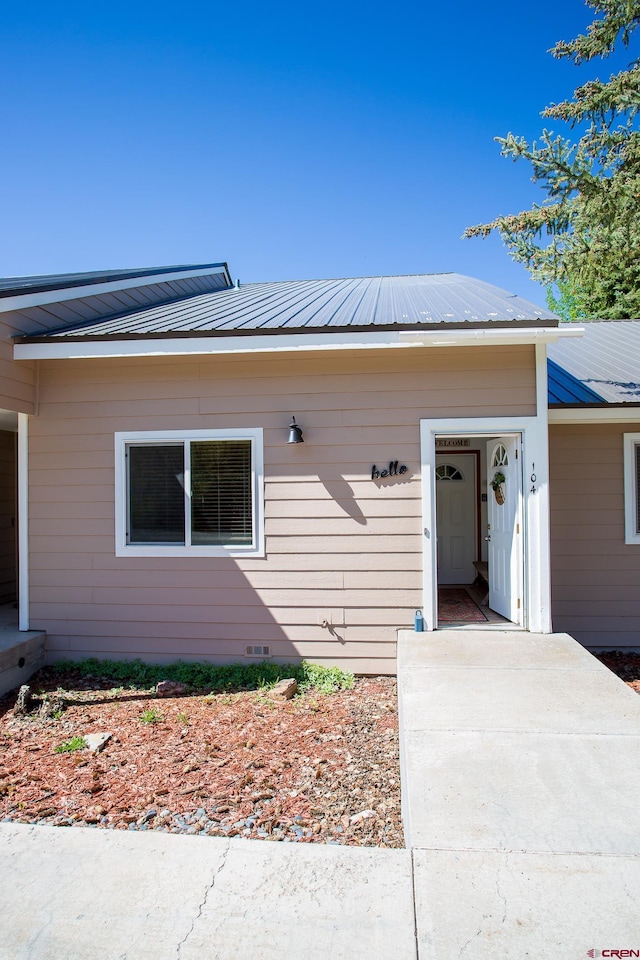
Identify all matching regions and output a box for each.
[550,423,640,649]
[0,313,36,413]
[30,346,535,671]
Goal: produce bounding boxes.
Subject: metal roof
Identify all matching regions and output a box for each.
[547,359,605,404]
[548,320,640,404]
[24,273,557,341]
[0,263,230,299]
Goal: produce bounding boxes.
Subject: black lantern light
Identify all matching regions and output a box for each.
[287,416,304,444]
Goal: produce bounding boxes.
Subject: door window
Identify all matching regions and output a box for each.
[436,464,464,481]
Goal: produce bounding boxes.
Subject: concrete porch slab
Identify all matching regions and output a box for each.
[398,628,606,671]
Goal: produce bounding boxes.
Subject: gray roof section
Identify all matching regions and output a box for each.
[6,273,231,341]
[0,263,230,299]
[25,273,557,341]
[548,320,640,404]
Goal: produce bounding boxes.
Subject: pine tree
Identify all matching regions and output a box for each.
[465,1,640,320]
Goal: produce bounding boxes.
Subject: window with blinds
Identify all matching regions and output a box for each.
[116,429,263,557]
[191,440,252,545]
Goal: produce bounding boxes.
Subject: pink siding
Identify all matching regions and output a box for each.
[550,422,640,649]
[0,312,36,413]
[29,345,536,672]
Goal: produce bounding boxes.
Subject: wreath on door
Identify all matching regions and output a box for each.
[490,471,506,505]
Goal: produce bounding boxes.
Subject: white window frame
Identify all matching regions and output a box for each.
[115,428,264,557]
[623,433,640,544]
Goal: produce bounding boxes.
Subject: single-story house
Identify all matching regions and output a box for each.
[0,263,638,673]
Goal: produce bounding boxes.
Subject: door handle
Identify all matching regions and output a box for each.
[484,535,491,541]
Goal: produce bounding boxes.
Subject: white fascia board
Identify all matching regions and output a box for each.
[549,406,640,423]
[0,266,231,314]
[13,325,582,361]
[398,325,583,345]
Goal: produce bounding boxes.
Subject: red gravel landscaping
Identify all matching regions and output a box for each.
[0,671,403,848]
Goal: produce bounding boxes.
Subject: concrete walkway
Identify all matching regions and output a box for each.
[1,630,640,958]
[0,825,416,960]
[398,629,640,958]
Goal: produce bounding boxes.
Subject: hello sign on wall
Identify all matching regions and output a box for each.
[371,461,409,480]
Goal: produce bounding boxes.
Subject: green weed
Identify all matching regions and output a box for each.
[139,708,162,725]
[54,736,86,754]
[49,658,355,696]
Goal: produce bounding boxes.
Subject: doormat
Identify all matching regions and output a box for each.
[438,588,488,623]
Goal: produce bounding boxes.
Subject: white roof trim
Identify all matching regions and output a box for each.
[14,325,582,361]
[0,266,231,314]
[549,406,640,423]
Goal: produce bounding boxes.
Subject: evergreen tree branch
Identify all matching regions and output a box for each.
[464,0,640,321]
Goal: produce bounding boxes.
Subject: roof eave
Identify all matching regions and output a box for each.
[0,263,232,314]
[13,324,582,361]
[16,317,559,345]
[549,404,640,423]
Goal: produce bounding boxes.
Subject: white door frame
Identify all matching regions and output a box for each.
[420,414,551,633]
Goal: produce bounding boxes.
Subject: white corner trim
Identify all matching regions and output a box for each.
[535,343,548,419]
[15,325,581,361]
[17,414,29,630]
[532,344,552,632]
[114,428,265,558]
[549,406,640,423]
[0,266,230,314]
[623,433,640,544]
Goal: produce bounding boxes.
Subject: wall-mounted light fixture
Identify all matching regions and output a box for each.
[287,416,304,444]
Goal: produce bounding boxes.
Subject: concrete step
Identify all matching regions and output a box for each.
[0,629,46,698]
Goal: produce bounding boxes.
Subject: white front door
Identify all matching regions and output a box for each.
[486,436,522,622]
[435,453,477,584]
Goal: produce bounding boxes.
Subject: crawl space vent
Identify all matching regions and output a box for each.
[245,644,271,658]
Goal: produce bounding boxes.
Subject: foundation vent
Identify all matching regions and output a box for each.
[245,644,271,658]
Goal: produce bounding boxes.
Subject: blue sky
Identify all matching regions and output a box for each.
[0,0,623,304]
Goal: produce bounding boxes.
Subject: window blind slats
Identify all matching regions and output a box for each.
[191,441,252,545]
